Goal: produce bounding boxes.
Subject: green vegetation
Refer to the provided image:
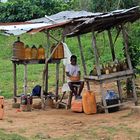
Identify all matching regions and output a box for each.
[0,22,139,98]
[0,130,27,140]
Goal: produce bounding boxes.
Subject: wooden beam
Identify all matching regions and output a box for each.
[77,35,90,90]
[107,30,115,61]
[121,25,133,70]
[62,36,65,84]
[13,63,17,101]
[46,30,50,57]
[55,63,59,101]
[100,83,108,113]
[131,78,138,105]
[23,64,27,95]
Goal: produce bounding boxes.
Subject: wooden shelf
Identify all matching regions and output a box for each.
[11,58,61,64]
[84,69,134,83]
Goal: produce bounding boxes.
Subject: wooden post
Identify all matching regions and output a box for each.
[55,63,60,101]
[121,26,133,70]
[117,80,122,102]
[46,30,50,57]
[45,63,48,94]
[107,30,116,61]
[91,30,101,76]
[122,25,138,105]
[77,35,90,90]
[13,62,17,102]
[24,64,27,95]
[132,78,138,105]
[108,30,123,103]
[44,30,50,93]
[100,83,108,113]
[62,36,65,84]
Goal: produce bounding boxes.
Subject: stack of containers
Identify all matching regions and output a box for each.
[13,37,45,60]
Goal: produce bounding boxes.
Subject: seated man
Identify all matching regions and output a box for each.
[65,55,84,98]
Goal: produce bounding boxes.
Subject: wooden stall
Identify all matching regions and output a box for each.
[10,7,140,112]
[65,6,140,113]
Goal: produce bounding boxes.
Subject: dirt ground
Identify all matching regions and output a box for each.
[0,82,140,140]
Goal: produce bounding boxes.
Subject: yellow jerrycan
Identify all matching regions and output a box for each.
[82,90,97,114]
[24,45,31,59]
[0,96,4,119]
[12,37,25,60]
[38,45,45,59]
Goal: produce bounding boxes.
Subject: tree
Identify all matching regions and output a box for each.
[0,0,71,22]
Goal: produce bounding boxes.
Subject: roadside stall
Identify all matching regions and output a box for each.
[65,6,140,113]
[0,7,140,113]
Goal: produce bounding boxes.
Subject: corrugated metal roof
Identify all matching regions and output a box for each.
[67,6,140,37]
[0,7,140,36]
[28,10,102,23]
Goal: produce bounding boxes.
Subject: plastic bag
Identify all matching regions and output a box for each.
[105,90,118,100]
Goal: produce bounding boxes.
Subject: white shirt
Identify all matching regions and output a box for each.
[65,63,80,82]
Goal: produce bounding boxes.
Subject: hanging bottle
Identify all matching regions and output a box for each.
[12,37,25,60]
[105,64,109,74]
[31,45,38,59]
[38,45,45,59]
[57,42,64,59]
[122,60,128,70]
[112,64,117,73]
[82,90,97,114]
[24,45,31,59]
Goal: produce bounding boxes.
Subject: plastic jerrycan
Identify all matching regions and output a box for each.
[24,45,31,59]
[31,45,38,59]
[57,42,64,59]
[82,90,97,114]
[0,96,4,120]
[38,45,45,59]
[13,37,25,59]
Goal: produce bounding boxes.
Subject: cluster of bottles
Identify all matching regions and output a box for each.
[12,37,45,60]
[91,59,128,76]
[50,42,64,59]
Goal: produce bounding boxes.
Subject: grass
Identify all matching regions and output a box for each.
[0,130,27,140]
[0,29,139,99]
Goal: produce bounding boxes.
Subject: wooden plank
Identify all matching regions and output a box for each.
[77,35,90,90]
[11,59,60,64]
[102,100,135,109]
[84,70,134,81]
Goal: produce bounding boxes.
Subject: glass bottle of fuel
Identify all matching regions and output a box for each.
[38,45,45,59]
[13,37,25,60]
[31,45,38,59]
[24,45,31,59]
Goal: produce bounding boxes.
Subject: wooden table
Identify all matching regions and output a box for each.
[11,58,61,102]
[84,70,138,113]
